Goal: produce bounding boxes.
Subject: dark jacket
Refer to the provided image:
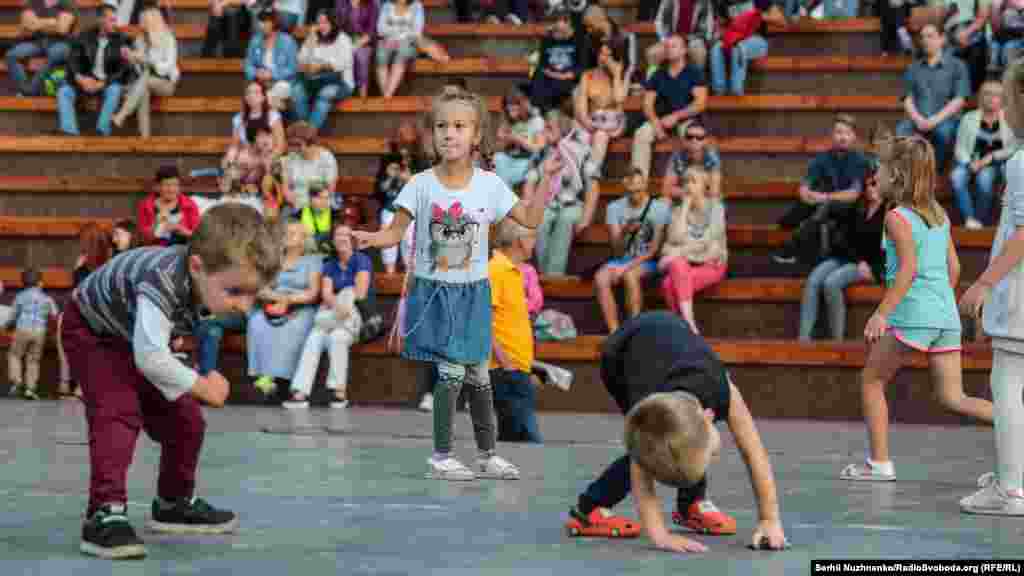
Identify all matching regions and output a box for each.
[66,27,133,85]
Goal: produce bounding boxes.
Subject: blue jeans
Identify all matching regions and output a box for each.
[799,258,862,341]
[992,38,1024,69]
[784,0,858,18]
[57,81,123,136]
[580,455,708,512]
[6,40,70,96]
[291,78,352,130]
[951,162,1000,225]
[709,35,768,96]
[195,313,247,376]
[490,368,542,443]
[895,116,959,171]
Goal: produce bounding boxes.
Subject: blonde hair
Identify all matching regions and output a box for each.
[871,133,946,227]
[624,391,710,486]
[424,86,492,164]
[1004,59,1024,138]
[189,203,282,285]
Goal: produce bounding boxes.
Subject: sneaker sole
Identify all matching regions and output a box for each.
[80,541,147,559]
[282,402,309,409]
[840,472,895,482]
[145,516,240,535]
[960,504,1024,516]
[476,471,520,480]
[424,471,476,481]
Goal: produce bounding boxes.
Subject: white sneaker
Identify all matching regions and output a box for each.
[960,473,1024,516]
[965,217,984,230]
[418,393,434,412]
[426,456,476,481]
[840,460,895,481]
[506,14,522,25]
[282,394,309,409]
[477,455,520,480]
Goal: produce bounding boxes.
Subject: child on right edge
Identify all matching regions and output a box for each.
[353,87,552,481]
[841,134,993,482]
[565,311,787,552]
[959,60,1024,516]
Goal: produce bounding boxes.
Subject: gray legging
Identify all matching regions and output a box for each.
[433,361,497,457]
[799,258,862,341]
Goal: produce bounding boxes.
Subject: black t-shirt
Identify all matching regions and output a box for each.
[646,65,707,118]
[600,311,731,421]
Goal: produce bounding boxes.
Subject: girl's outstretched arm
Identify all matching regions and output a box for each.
[353,208,413,250]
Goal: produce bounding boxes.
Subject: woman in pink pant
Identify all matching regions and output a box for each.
[658,167,728,333]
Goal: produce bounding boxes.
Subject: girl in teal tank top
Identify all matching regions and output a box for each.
[841,135,993,483]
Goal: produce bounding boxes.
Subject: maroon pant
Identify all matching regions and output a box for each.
[62,299,206,515]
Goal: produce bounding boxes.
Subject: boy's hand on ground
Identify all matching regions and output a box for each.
[652,533,707,553]
[192,371,230,407]
[751,520,787,550]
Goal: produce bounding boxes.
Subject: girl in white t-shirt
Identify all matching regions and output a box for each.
[354,88,552,481]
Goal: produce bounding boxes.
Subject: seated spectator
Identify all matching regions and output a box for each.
[935,0,989,93]
[249,220,323,397]
[245,8,299,98]
[337,0,378,98]
[282,121,339,216]
[660,120,722,200]
[658,167,726,334]
[6,267,58,400]
[293,10,354,131]
[522,108,571,204]
[111,218,138,255]
[301,185,335,254]
[879,0,915,56]
[572,40,627,180]
[494,87,547,189]
[529,7,583,112]
[896,24,969,170]
[375,0,449,98]
[631,34,707,179]
[285,224,371,408]
[56,4,131,136]
[489,220,543,443]
[5,0,77,97]
[580,5,637,84]
[232,81,287,155]
[0,281,9,334]
[112,1,179,138]
[137,165,202,246]
[196,169,266,215]
[708,0,775,96]
[773,113,869,265]
[224,122,278,193]
[952,78,1016,228]
[374,149,413,274]
[648,0,714,75]
[594,168,670,333]
[533,121,601,276]
[201,0,247,57]
[990,0,1024,72]
[798,160,885,341]
[275,0,306,32]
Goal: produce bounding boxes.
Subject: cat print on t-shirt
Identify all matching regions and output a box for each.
[428,200,480,272]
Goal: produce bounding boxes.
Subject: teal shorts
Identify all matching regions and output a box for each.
[890,326,962,353]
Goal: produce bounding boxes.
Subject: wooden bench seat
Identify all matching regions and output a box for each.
[0,55,912,79]
[0,0,639,11]
[0,134,829,156]
[0,94,906,115]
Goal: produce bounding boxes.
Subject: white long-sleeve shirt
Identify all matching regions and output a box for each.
[376,1,424,41]
[298,31,355,89]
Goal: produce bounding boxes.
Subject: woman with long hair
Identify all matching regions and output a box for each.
[112,1,179,137]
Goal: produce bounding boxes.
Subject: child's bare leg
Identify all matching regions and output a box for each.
[623,267,646,318]
[861,333,907,463]
[930,350,994,424]
[595,266,621,333]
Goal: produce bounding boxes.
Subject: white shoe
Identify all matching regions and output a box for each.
[282,394,309,409]
[418,393,434,412]
[476,455,520,480]
[960,473,1024,515]
[965,217,983,230]
[506,14,522,25]
[330,398,349,409]
[840,460,895,481]
[426,456,476,481]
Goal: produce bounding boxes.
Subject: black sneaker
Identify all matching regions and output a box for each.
[80,503,146,559]
[146,497,238,534]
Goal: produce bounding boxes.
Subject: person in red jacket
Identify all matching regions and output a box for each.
[137,166,201,246]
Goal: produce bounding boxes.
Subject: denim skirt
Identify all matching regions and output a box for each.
[401,275,492,365]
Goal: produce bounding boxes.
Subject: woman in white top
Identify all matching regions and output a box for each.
[231,80,287,154]
[375,0,449,98]
[294,10,354,130]
[111,2,179,137]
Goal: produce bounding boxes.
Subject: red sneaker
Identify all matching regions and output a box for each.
[565,507,641,538]
[672,500,737,535]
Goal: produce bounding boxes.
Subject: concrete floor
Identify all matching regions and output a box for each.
[1,399,1020,575]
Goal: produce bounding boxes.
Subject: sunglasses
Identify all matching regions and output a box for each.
[685,133,706,141]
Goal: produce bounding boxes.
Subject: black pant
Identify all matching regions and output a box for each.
[202,8,247,58]
[579,455,708,513]
[530,75,576,113]
[453,0,474,22]
[778,200,818,230]
[878,1,910,54]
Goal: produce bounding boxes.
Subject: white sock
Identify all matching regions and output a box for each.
[868,459,895,476]
[991,349,1024,493]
